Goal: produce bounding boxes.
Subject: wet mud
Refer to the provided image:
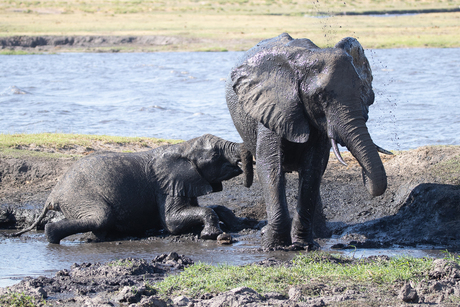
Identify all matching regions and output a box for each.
[1,143,460,305]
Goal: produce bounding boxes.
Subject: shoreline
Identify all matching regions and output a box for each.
[1,139,460,305]
[2,34,460,54]
[0,35,260,53]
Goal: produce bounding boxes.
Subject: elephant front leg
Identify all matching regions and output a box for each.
[291,136,331,247]
[163,196,223,240]
[256,124,291,248]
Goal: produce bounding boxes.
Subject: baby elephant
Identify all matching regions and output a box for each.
[13,134,249,244]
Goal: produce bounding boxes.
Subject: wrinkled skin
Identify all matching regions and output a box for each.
[13,134,244,244]
[226,33,390,248]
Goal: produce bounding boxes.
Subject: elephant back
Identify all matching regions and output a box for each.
[234,33,294,68]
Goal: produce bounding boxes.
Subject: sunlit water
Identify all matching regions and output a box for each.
[1,49,460,287]
[1,49,459,150]
[0,231,448,288]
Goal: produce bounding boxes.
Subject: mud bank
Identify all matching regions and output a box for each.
[1,143,460,305]
[2,144,460,249]
[0,35,258,52]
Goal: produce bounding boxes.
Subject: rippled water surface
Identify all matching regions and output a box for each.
[1,49,459,150]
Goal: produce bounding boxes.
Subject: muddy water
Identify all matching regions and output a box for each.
[0,230,447,288]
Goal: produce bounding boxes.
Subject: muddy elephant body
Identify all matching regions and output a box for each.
[14,134,244,244]
[226,33,391,248]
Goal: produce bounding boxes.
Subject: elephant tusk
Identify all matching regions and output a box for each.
[331,138,348,166]
[375,144,393,155]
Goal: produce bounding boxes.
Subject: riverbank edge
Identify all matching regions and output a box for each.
[2,138,460,305]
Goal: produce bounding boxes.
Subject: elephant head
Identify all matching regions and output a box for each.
[231,34,390,197]
[153,134,244,197]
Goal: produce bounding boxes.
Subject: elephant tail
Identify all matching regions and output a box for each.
[9,201,53,237]
[240,143,254,188]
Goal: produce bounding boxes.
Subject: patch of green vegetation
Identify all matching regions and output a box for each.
[0,133,180,149]
[0,133,182,158]
[0,50,39,55]
[0,147,79,159]
[155,252,435,298]
[0,292,38,307]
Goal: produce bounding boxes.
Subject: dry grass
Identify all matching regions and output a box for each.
[1,0,459,15]
[0,0,459,49]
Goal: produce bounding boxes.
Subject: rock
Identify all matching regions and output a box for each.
[172,295,191,306]
[399,283,418,303]
[138,296,168,307]
[116,286,142,303]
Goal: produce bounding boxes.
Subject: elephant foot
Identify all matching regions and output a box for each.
[45,224,61,244]
[261,224,291,248]
[289,240,321,252]
[200,225,223,240]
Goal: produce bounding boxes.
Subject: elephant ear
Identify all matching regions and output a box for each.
[335,37,374,105]
[154,152,214,197]
[231,46,310,143]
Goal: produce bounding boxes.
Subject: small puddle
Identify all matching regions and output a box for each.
[0,231,451,288]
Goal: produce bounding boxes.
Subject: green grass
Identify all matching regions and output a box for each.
[0,133,182,158]
[0,292,38,307]
[155,252,441,298]
[0,133,180,148]
[0,50,36,55]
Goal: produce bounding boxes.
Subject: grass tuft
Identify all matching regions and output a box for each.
[155,252,438,298]
[0,292,38,307]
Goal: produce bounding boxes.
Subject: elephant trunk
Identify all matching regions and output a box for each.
[239,143,253,188]
[222,140,253,187]
[333,117,387,197]
[222,140,241,164]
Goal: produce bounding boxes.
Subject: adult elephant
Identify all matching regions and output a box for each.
[12,134,245,244]
[226,33,392,248]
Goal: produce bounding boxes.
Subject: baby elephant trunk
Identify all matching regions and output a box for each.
[222,140,253,188]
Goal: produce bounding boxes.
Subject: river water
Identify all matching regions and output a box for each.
[0,49,460,287]
[1,48,460,150]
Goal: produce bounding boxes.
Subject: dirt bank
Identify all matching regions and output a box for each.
[1,143,460,305]
[0,35,259,52]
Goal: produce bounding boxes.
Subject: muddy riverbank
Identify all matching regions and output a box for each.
[1,143,460,305]
[0,35,259,53]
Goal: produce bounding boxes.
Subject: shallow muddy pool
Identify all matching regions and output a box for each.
[0,230,449,288]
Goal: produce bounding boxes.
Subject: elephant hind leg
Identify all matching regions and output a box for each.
[45,207,113,244]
